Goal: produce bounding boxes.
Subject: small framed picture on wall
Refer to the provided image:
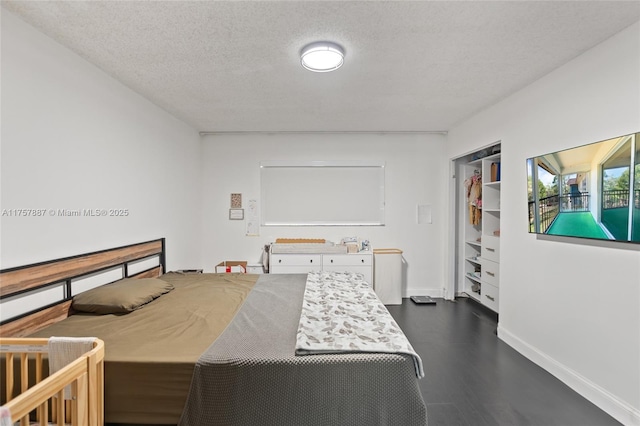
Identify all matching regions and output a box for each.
[229,208,244,220]
[230,193,242,208]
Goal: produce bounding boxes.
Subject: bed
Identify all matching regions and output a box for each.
[0,238,427,425]
[0,337,105,426]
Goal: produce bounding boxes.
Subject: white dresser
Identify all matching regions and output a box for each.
[269,252,373,284]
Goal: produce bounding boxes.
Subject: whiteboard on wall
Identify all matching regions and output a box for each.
[260,161,385,226]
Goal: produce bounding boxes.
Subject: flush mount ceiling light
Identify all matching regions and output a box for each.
[300,41,345,72]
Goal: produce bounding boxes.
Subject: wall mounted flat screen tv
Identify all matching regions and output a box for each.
[527,132,640,243]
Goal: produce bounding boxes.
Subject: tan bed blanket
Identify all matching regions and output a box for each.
[29,272,258,424]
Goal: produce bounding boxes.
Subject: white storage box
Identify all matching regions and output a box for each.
[247,263,264,274]
[215,261,247,273]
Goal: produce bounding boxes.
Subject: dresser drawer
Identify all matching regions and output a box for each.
[482,283,499,312]
[271,254,322,267]
[270,265,322,274]
[481,236,500,263]
[322,254,372,267]
[481,259,499,287]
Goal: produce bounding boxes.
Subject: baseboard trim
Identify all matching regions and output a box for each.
[498,325,640,426]
[404,287,444,299]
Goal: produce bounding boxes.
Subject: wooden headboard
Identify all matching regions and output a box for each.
[0,238,165,337]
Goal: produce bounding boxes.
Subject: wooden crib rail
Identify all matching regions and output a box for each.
[7,356,87,426]
[1,338,105,426]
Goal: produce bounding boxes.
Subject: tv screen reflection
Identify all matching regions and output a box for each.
[527,132,640,243]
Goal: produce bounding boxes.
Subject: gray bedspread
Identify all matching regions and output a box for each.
[178,273,427,426]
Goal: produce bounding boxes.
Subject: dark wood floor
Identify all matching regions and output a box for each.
[386,297,621,426]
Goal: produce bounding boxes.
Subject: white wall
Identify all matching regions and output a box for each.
[448,22,640,425]
[0,10,202,271]
[201,133,447,297]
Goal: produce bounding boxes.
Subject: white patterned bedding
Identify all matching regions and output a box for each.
[296,271,424,378]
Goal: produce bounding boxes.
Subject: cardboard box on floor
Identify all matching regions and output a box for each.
[215,261,247,273]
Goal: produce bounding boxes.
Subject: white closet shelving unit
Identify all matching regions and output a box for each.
[457,147,501,312]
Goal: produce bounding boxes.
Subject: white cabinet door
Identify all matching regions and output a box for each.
[481,259,499,287]
[481,235,500,263]
[482,283,499,311]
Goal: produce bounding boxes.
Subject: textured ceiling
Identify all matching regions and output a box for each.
[3,1,640,132]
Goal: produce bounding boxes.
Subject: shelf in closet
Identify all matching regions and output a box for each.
[466,290,481,302]
[465,272,482,283]
[465,256,481,265]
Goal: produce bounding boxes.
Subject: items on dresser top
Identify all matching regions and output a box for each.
[275,238,326,244]
[269,237,371,254]
[270,242,348,254]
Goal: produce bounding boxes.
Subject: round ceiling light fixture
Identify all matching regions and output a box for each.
[300,41,345,72]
